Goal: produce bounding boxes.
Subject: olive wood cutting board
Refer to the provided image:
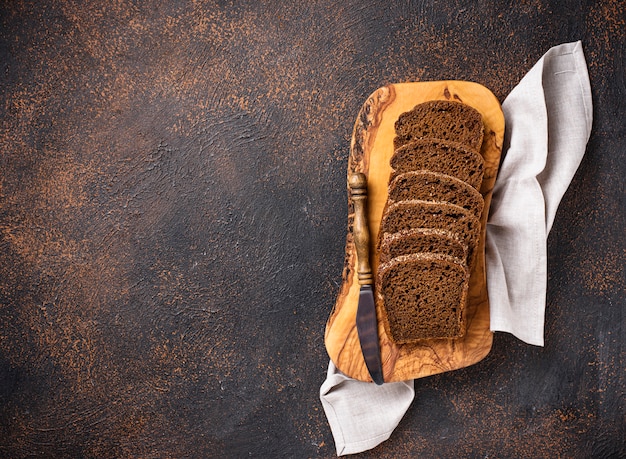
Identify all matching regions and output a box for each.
[324,81,505,383]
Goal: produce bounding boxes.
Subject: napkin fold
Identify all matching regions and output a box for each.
[320,41,593,456]
[319,362,415,456]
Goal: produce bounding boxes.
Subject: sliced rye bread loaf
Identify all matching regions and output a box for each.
[393,100,484,151]
[379,199,481,267]
[390,138,484,190]
[376,252,469,342]
[387,170,484,217]
[378,228,467,265]
[374,100,487,342]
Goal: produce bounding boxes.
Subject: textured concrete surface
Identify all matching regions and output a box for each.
[1,1,624,457]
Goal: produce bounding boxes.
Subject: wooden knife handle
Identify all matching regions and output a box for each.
[349,173,373,286]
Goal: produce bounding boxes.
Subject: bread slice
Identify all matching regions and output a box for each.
[378,228,467,265]
[377,253,469,342]
[390,138,484,190]
[387,170,485,217]
[379,199,480,265]
[393,100,484,151]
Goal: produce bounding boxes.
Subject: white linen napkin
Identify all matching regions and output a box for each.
[320,41,593,456]
[320,362,415,456]
[486,40,593,346]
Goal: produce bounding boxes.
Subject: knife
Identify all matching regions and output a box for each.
[349,172,384,385]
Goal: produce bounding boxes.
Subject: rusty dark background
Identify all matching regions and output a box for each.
[1,1,624,458]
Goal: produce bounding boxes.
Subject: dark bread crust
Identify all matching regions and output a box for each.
[390,138,484,190]
[379,200,480,266]
[393,99,484,151]
[379,228,467,265]
[388,170,484,217]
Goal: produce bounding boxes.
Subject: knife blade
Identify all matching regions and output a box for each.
[349,172,384,385]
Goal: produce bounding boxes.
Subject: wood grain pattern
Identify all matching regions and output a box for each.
[325,81,505,382]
